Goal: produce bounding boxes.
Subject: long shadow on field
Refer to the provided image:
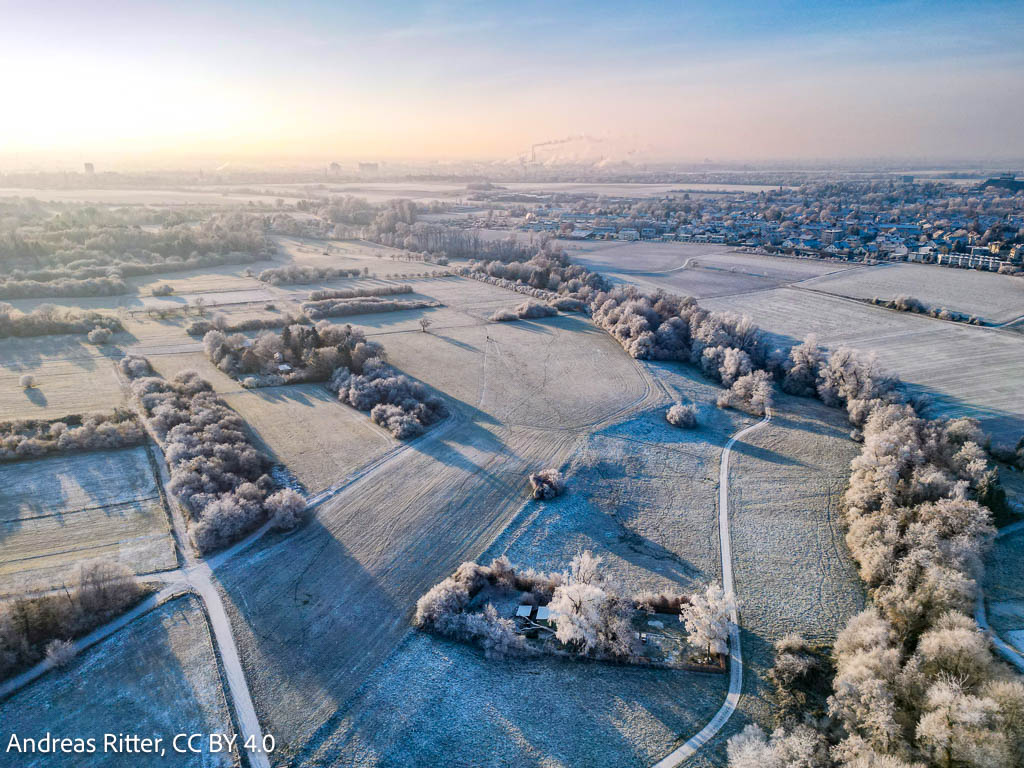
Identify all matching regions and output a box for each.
[214,516,406,761]
[728,438,807,467]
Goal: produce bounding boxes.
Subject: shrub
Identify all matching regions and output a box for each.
[87,327,112,344]
[151,283,174,296]
[489,308,518,322]
[265,488,306,531]
[529,468,565,500]
[666,403,698,428]
[19,374,35,388]
[45,639,77,667]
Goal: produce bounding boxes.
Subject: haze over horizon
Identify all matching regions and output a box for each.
[2,0,1022,169]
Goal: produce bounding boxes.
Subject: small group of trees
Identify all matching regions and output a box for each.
[328,357,446,439]
[300,295,438,321]
[0,410,144,462]
[0,302,121,339]
[870,294,981,325]
[204,321,382,386]
[490,300,559,322]
[0,560,144,680]
[415,551,665,662]
[121,357,302,551]
[256,264,361,285]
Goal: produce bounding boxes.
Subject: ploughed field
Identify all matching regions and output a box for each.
[0,596,236,768]
[700,287,1024,445]
[798,262,1024,324]
[0,446,176,596]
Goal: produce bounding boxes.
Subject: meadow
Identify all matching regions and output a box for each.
[0,446,175,595]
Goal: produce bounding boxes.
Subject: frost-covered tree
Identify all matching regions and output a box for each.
[19,374,35,388]
[666,402,698,428]
[265,488,306,530]
[681,582,735,659]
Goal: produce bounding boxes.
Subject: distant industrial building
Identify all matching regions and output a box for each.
[328,161,341,175]
[358,162,379,174]
[83,162,95,174]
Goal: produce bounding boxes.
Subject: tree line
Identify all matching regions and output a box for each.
[0,410,143,462]
[121,356,302,552]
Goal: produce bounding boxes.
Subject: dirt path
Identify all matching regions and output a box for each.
[653,406,772,768]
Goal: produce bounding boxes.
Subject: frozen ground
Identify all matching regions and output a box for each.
[0,446,175,595]
[799,262,1024,324]
[0,595,236,768]
[0,338,125,420]
[561,241,853,299]
[214,298,657,764]
[700,287,1024,444]
[221,383,395,494]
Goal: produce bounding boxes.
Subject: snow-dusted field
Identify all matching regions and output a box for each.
[798,262,1024,324]
[986,527,1024,638]
[221,383,395,494]
[0,446,175,595]
[0,340,125,420]
[214,299,655,762]
[563,241,853,298]
[0,596,236,768]
[701,287,1024,444]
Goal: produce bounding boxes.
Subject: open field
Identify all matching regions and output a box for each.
[699,287,1024,444]
[214,303,656,763]
[221,383,395,494]
[798,262,1024,324]
[557,241,855,299]
[308,631,728,768]
[0,446,175,595]
[303,366,749,766]
[564,240,852,280]
[0,595,236,768]
[0,340,125,420]
[728,392,863,643]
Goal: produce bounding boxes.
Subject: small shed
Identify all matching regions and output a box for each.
[535,606,552,624]
[515,605,533,620]
[277,364,293,373]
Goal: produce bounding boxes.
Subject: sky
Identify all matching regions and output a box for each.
[1,0,1022,167]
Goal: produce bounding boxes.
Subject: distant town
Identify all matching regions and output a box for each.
[459,174,1024,273]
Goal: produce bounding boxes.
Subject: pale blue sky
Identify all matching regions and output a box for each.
[1,1,1021,163]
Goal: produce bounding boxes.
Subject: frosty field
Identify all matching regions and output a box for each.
[562,241,854,298]
[0,446,175,595]
[221,383,395,494]
[0,340,125,420]
[0,595,236,768]
[700,287,1024,444]
[799,262,1024,324]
